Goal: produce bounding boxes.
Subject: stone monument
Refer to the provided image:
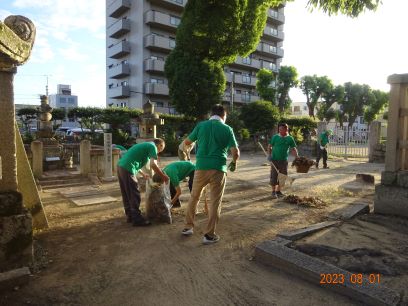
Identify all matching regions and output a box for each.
[374,74,408,217]
[34,95,64,172]
[136,100,164,143]
[0,15,36,273]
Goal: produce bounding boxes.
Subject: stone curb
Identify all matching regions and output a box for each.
[0,267,31,292]
[328,203,370,221]
[277,221,340,241]
[255,239,400,306]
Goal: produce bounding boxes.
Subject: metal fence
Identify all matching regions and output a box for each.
[326,126,370,158]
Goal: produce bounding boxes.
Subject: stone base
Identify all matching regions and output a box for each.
[0,213,33,272]
[374,184,408,217]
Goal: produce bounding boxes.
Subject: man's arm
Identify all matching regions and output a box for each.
[171,186,182,205]
[291,147,299,158]
[230,147,240,162]
[184,138,193,146]
[150,158,169,183]
[267,144,272,156]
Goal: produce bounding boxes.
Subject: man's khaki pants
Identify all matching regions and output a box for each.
[185,170,226,237]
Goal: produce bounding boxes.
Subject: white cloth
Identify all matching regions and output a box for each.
[209,115,225,123]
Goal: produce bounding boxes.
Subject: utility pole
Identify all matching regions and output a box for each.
[230,71,234,112]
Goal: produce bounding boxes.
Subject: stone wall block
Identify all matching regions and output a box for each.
[381,171,397,185]
[374,184,408,217]
[0,213,33,272]
[0,191,22,216]
[397,171,408,188]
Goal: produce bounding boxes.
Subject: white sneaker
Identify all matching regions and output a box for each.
[202,234,220,245]
[181,228,193,236]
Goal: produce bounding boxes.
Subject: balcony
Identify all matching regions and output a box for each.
[108,0,131,18]
[267,9,285,25]
[263,27,284,42]
[226,73,257,87]
[108,18,131,38]
[144,83,169,96]
[223,93,260,104]
[108,41,131,59]
[147,0,185,12]
[144,58,165,73]
[144,34,175,52]
[230,56,261,70]
[260,60,278,72]
[109,84,130,99]
[108,62,130,79]
[144,10,178,32]
[256,42,284,58]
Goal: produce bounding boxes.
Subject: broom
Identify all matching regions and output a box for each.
[257,142,296,188]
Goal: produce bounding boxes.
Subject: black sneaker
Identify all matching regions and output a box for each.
[126,215,132,223]
[132,216,151,227]
[276,191,285,198]
[203,234,220,245]
[271,191,278,199]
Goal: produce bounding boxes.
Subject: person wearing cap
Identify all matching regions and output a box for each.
[316,129,332,169]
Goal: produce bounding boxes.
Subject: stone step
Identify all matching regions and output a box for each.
[38,174,82,182]
[40,181,90,190]
[39,178,88,187]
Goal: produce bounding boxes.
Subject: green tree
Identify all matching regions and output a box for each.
[363,90,389,124]
[317,84,344,121]
[307,0,380,17]
[256,68,276,102]
[340,82,375,126]
[239,100,281,135]
[51,108,66,129]
[277,65,299,112]
[300,75,333,117]
[17,107,37,132]
[67,107,103,138]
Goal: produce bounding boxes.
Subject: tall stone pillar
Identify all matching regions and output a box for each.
[374,74,408,217]
[80,140,91,176]
[31,140,43,178]
[0,68,17,192]
[0,15,36,273]
[368,121,381,163]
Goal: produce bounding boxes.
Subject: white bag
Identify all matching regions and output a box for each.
[145,179,172,224]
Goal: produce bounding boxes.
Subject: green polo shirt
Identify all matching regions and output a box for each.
[188,119,238,172]
[269,134,297,161]
[117,142,157,175]
[163,161,195,187]
[319,132,329,146]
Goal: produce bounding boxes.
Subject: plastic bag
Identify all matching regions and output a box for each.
[145,179,172,224]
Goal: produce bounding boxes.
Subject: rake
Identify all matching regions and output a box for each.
[257,142,296,188]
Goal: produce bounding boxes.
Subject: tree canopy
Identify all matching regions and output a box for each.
[239,100,281,134]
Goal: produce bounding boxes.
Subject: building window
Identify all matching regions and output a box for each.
[294,106,300,112]
[269,45,277,53]
[242,91,251,102]
[269,9,278,18]
[150,78,164,84]
[170,16,181,26]
[150,55,164,61]
[242,73,251,84]
[173,0,183,4]
[242,57,251,65]
[120,81,128,86]
[153,101,164,107]
[169,38,176,48]
[109,83,114,89]
[59,97,66,104]
[269,27,278,36]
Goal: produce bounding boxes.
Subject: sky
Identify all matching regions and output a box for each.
[1,0,407,107]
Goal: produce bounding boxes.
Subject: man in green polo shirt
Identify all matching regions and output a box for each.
[181,104,240,245]
[117,138,169,226]
[267,122,298,199]
[154,161,196,207]
[316,129,332,169]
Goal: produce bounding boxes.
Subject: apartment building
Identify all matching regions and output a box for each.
[106,0,285,113]
[48,84,79,128]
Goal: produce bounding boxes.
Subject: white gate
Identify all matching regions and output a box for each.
[327,126,370,158]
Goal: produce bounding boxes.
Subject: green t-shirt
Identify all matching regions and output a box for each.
[269,134,297,161]
[319,132,329,146]
[163,161,195,187]
[117,142,157,175]
[188,119,238,172]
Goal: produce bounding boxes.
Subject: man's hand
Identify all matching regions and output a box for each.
[228,161,237,172]
[162,174,169,184]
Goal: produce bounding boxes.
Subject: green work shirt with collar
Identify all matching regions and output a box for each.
[163,161,195,187]
[319,132,329,146]
[188,119,238,173]
[269,134,297,161]
[117,142,157,175]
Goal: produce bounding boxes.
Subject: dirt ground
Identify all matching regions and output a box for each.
[0,153,396,306]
